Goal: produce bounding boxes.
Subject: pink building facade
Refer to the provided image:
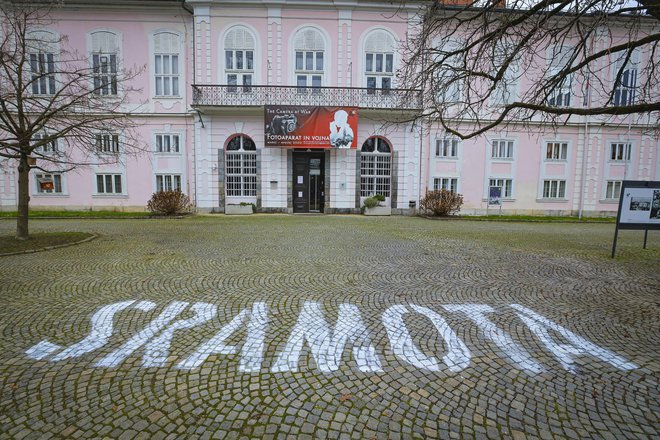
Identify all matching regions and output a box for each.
[0,0,658,216]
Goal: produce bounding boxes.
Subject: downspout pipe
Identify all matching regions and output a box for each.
[180,1,198,210]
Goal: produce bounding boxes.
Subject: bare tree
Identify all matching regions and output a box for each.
[399,0,660,139]
[0,1,146,239]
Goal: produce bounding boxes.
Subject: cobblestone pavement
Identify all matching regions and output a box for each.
[0,216,658,440]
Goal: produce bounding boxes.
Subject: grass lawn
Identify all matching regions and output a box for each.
[0,231,94,254]
[0,210,151,218]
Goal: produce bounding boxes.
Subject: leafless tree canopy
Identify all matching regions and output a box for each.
[0,1,146,238]
[399,0,660,139]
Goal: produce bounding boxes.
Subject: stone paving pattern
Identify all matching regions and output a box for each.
[0,215,658,439]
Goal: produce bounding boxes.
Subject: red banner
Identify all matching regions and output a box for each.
[265,106,358,149]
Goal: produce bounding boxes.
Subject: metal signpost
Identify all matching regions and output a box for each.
[611,180,660,258]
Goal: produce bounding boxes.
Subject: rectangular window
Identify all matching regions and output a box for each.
[30,53,56,95]
[155,134,180,153]
[436,139,459,158]
[365,52,394,91]
[547,76,572,107]
[92,54,118,95]
[542,180,566,199]
[610,143,631,161]
[155,54,179,96]
[295,51,323,71]
[365,53,373,72]
[360,155,391,197]
[433,177,458,193]
[491,140,514,159]
[381,77,391,92]
[96,174,123,194]
[35,173,62,194]
[226,50,254,72]
[545,142,568,160]
[613,68,637,106]
[489,178,513,198]
[226,152,257,197]
[96,134,120,153]
[605,181,622,200]
[32,133,58,154]
[156,174,182,192]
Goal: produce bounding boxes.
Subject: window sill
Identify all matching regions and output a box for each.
[154,152,182,156]
[490,158,514,161]
[535,198,569,203]
[31,193,69,198]
[435,156,459,161]
[481,198,515,202]
[153,95,182,100]
[599,199,619,204]
[544,159,568,163]
[93,194,129,198]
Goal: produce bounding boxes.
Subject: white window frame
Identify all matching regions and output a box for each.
[360,137,392,198]
[433,177,458,193]
[96,133,120,154]
[225,135,257,197]
[491,139,514,159]
[90,30,120,96]
[545,141,568,161]
[292,27,327,91]
[612,50,639,106]
[434,39,462,104]
[29,52,56,95]
[435,138,459,159]
[155,54,179,97]
[225,49,254,92]
[542,179,567,199]
[491,42,519,106]
[155,133,180,154]
[547,46,574,107]
[95,173,123,195]
[222,26,257,93]
[609,142,631,161]
[489,178,513,198]
[32,133,58,154]
[605,180,622,200]
[156,174,182,192]
[34,172,63,195]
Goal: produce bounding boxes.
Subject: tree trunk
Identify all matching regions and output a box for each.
[16,153,30,240]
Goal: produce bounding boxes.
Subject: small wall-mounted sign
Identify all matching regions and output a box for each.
[38,178,54,190]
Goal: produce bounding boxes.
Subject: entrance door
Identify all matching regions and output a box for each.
[293,152,324,213]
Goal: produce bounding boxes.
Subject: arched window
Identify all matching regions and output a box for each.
[226,135,257,197]
[364,30,395,93]
[293,28,325,91]
[224,27,255,92]
[360,137,391,197]
[153,32,181,96]
[90,31,119,95]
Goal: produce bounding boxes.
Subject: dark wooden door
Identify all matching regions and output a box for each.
[293,153,324,213]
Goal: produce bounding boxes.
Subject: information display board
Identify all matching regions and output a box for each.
[488,186,502,206]
[611,180,660,257]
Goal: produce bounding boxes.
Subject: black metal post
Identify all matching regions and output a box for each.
[611,226,619,258]
[643,229,648,249]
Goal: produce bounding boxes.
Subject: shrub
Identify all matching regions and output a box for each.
[147,191,192,216]
[361,194,386,211]
[239,202,257,213]
[419,189,463,216]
